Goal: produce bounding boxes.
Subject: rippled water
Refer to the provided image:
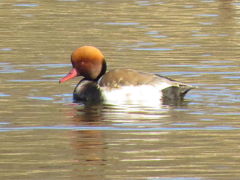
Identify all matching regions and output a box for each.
[0,0,240,179]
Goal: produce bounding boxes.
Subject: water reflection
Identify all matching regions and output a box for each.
[70,105,107,179]
[65,103,240,179]
[13,3,39,7]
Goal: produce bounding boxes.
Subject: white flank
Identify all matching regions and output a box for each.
[100,83,170,106]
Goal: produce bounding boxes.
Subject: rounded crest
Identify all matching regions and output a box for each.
[71,46,106,80]
[71,46,104,66]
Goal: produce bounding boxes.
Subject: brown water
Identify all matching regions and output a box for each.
[0,0,240,179]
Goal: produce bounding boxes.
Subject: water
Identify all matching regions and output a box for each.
[0,0,240,179]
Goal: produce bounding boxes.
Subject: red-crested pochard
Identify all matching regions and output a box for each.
[60,46,195,105]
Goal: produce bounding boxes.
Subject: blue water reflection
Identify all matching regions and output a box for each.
[0,125,238,132]
[13,4,39,7]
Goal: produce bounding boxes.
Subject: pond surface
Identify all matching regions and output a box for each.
[0,0,240,179]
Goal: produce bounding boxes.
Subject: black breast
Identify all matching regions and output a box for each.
[73,79,103,104]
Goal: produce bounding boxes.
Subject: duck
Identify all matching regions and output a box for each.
[59,46,195,105]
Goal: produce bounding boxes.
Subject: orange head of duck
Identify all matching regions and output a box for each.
[59,46,107,83]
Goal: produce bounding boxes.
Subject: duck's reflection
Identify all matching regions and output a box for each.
[72,105,106,156]
[70,105,107,178]
[68,101,198,179]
